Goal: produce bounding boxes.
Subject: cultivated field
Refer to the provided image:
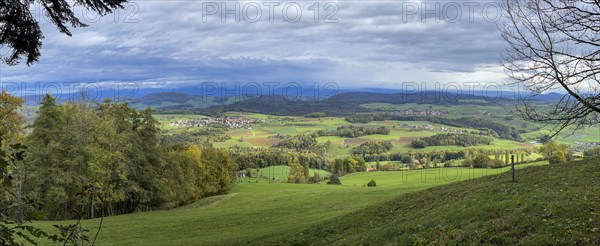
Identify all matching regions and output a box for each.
[152,109,587,159]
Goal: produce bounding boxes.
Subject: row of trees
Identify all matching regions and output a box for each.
[316,125,390,138]
[161,146,233,208]
[286,157,325,184]
[352,141,393,158]
[411,133,493,148]
[356,148,535,165]
[6,94,235,221]
[25,95,162,219]
[463,155,505,168]
[229,147,329,170]
[465,141,578,168]
[345,114,521,140]
[272,133,326,154]
[330,156,367,176]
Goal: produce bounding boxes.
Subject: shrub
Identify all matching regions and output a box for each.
[367,180,377,187]
[379,164,394,171]
[549,150,567,164]
[489,159,504,168]
[471,154,492,168]
[584,146,600,158]
[327,176,342,185]
[307,173,323,184]
[411,139,427,148]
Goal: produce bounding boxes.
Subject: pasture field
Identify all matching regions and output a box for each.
[522,125,600,144]
[260,158,599,245]
[31,162,547,245]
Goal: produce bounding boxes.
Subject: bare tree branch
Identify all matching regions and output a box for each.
[502,0,600,136]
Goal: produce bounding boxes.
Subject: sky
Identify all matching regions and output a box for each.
[0,0,511,94]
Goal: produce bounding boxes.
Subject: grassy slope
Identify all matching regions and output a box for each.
[257,158,600,245]
[31,163,544,245]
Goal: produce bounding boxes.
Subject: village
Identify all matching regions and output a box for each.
[383,109,445,116]
[169,116,264,129]
[400,123,469,134]
[572,141,600,153]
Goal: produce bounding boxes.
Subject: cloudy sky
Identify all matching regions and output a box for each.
[1,0,510,91]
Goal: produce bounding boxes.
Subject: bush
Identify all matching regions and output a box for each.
[367,179,377,187]
[379,164,394,171]
[584,146,600,158]
[471,154,492,168]
[327,176,342,185]
[489,159,504,168]
[549,150,567,164]
[411,139,427,148]
[307,173,323,184]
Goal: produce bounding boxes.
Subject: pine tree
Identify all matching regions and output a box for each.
[25,94,71,219]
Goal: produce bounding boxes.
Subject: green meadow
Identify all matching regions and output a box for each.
[31,162,547,245]
[259,158,600,245]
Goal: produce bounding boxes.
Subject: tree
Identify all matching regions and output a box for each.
[471,154,492,168]
[400,154,414,164]
[0,0,126,65]
[287,157,305,184]
[411,139,427,148]
[550,150,567,165]
[0,90,25,141]
[25,94,72,220]
[0,91,32,244]
[539,140,570,164]
[502,0,600,134]
[327,176,342,185]
[539,134,551,144]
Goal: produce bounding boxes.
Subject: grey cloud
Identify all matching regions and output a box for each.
[1,0,508,89]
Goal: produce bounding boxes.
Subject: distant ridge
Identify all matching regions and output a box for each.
[138,92,193,104]
[160,91,514,116]
[16,88,566,107]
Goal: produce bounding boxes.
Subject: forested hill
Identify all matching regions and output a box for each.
[326,91,504,105]
[156,91,511,116]
[137,92,194,104]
